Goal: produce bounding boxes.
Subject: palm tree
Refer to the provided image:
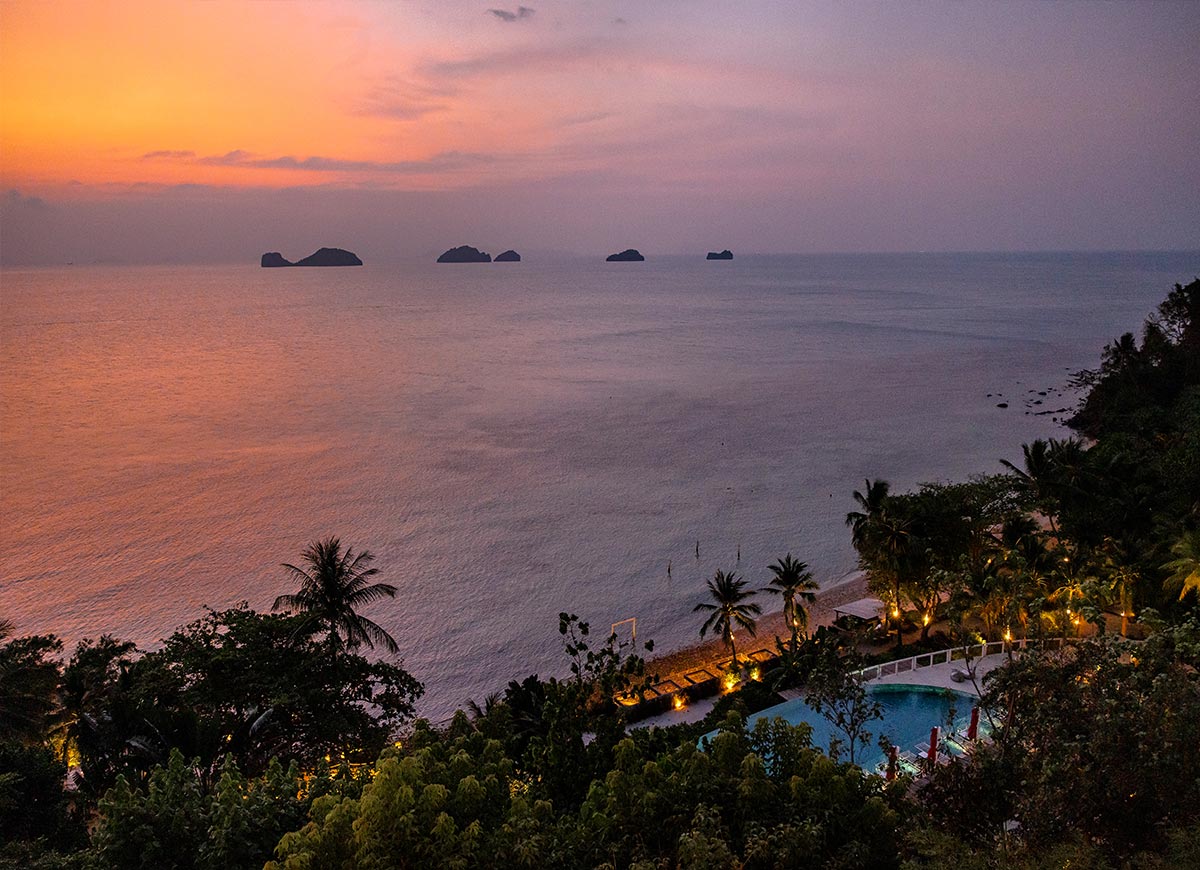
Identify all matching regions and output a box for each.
[1001,438,1087,538]
[0,620,62,744]
[845,478,890,551]
[694,570,761,670]
[846,479,910,649]
[1097,538,1138,637]
[273,537,399,654]
[764,554,819,650]
[1163,529,1200,601]
[1006,440,1067,522]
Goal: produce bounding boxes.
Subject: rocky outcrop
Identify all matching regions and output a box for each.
[294,247,362,266]
[437,245,491,263]
[606,249,645,262]
[494,250,521,262]
[260,248,362,267]
[706,250,733,260]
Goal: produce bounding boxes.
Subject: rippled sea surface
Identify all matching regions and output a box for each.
[2,251,1194,718]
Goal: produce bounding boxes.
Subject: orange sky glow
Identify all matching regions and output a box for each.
[1,1,1197,261]
[2,1,585,191]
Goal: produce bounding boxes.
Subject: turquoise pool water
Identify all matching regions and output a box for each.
[735,684,979,771]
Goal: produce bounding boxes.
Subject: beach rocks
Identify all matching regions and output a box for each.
[260,248,362,267]
[706,249,733,260]
[494,250,521,262]
[606,248,645,262]
[438,245,491,263]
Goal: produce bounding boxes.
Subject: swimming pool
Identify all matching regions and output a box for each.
[735,684,979,771]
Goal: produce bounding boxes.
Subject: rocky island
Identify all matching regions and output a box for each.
[606,249,645,262]
[706,249,733,260]
[437,245,491,263]
[260,247,363,267]
[494,250,521,262]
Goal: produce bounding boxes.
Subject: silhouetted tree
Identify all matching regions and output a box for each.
[764,554,818,651]
[695,570,761,669]
[273,537,398,654]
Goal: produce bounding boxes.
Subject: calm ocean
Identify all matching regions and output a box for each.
[1,251,1195,718]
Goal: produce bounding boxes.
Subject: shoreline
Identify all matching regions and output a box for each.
[642,570,871,685]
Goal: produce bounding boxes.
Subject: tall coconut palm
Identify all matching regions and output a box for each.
[765,554,819,650]
[273,537,399,654]
[1000,439,1086,537]
[694,570,761,670]
[1163,529,1200,601]
[845,478,891,550]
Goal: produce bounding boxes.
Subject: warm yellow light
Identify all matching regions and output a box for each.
[673,694,686,711]
[922,614,930,626]
[722,673,738,692]
[749,667,761,681]
[1003,629,1012,642]
[892,608,901,619]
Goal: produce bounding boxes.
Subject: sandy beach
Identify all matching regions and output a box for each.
[642,571,871,688]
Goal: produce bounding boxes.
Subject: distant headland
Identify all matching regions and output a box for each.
[494,250,521,262]
[438,245,492,263]
[706,249,733,260]
[261,248,362,267]
[606,249,645,262]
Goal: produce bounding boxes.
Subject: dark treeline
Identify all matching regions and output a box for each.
[2,280,1199,869]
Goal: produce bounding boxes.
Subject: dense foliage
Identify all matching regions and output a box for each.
[269,716,906,869]
[912,620,1200,867]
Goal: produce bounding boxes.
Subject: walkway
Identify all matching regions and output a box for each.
[867,651,1010,694]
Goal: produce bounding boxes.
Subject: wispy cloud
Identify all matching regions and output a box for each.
[4,188,48,209]
[142,150,197,160]
[356,77,455,121]
[557,111,614,128]
[488,6,534,23]
[142,149,494,175]
[420,40,616,81]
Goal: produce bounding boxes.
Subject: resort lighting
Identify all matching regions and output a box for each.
[672,694,686,711]
[722,673,738,692]
[1003,629,1013,642]
[749,667,761,681]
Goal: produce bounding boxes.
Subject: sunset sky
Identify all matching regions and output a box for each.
[2,0,1197,263]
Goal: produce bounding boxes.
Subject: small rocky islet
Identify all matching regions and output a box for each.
[261,247,363,267]
[606,248,645,262]
[437,245,493,263]
[260,245,743,266]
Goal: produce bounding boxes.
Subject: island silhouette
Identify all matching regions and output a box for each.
[437,245,492,263]
[606,248,645,262]
[260,248,362,267]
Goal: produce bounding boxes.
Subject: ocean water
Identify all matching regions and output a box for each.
[1,251,1194,719]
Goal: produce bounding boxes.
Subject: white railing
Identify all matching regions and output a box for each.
[853,636,1071,682]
